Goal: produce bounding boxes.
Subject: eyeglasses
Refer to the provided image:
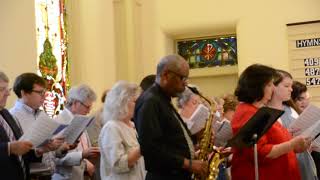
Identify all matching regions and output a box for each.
[32,89,46,96]
[79,101,92,110]
[168,70,188,82]
[0,87,12,93]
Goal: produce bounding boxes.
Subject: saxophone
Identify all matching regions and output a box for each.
[207,148,226,180]
[189,87,225,180]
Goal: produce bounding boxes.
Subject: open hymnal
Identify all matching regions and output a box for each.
[19,115,62,147]
[187,104,209,135]
[52,110,74,135]
[288,104,320,152]
[301,120,320,152]
[61,115,94,144]
[301,119,320,138]
[288,104,320,137]
[213,119,233,147]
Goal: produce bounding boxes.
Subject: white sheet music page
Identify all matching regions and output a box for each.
[62,115,94,144]
[188,104,209,134]
[312,140,320,152]
[301,120,320,138]
[214,119,233,147]
[19,115,61,147]
[302,120,320,151]
[54,109,74,124]
[288,104,320,136]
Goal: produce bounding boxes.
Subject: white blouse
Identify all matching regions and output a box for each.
[99,120,146,180]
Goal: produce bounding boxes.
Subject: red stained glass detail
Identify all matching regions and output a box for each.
[202,44,216,61]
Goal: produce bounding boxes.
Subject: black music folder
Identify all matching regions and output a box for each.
[226,106,284,148]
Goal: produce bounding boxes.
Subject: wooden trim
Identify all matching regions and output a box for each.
[175,34,236,42]
[287,20,320,26]
[189,65,238,78]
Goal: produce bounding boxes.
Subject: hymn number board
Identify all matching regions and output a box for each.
[288,21,320,106]
[304,57,320,86]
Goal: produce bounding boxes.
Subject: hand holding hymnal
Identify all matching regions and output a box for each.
[19,115,62,148]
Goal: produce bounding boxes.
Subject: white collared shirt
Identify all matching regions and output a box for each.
[10,99,48,133]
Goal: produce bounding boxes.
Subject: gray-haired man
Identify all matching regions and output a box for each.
[52,84,100,180]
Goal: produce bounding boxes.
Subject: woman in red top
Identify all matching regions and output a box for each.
[231,64,310,180]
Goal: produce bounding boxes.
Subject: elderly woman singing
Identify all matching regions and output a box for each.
[99,81,145,180]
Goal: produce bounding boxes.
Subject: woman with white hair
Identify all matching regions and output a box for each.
[99,81,145,180]
[176,87,203,133]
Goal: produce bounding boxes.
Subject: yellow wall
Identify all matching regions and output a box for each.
[189,75,239,97]
[68,0,117,109]
[0,0,37,108]
[152,0,320,97]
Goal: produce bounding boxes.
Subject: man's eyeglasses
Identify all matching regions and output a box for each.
[0,87,12,93]
[32,89,46,96]
[168,70,188,82]
[79,101,92,110]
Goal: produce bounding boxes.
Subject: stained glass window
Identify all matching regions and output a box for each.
[35,0,70,117]
[177,36,237,69]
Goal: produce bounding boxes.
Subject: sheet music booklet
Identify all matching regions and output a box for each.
[289,105,320,152]
[20,112,94,147]
[60,115,95,144]
[19,115,63,147]
[214,119,233,147]
[187,104,209,134]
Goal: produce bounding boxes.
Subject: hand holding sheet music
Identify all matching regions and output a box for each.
[302,120,320,152]
[19,115,62,148]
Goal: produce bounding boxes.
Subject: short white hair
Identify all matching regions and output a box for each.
[66,84,97,107]
[176,88,195,108]
[103,81,139,124]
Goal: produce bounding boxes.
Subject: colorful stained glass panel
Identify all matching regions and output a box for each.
[177,36,237,69]
[35,0,70,117]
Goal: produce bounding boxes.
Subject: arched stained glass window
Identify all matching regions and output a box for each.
[35,0,70,117]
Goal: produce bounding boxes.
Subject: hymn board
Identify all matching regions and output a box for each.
[287,20,320,107]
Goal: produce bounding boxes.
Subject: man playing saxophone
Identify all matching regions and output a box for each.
[134,54,208,180]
